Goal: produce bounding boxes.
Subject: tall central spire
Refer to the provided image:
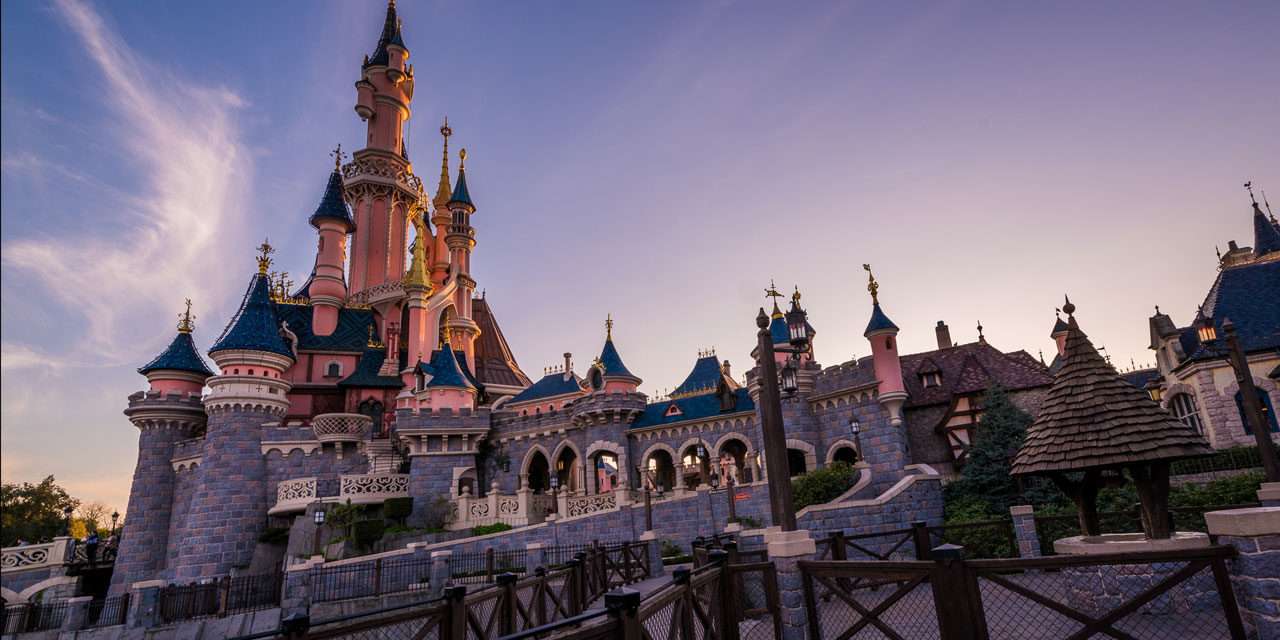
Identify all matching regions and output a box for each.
[435,117,453,205]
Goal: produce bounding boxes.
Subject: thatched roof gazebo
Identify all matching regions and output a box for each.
[1012,297,1212,539]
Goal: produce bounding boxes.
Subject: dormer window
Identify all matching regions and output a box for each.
[325,361,343,378]
[921,372,942,388]
[665,403,683,417]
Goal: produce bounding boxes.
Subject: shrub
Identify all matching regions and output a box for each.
[352,519,385,551]
[472,522,513,536]
[384,497,413,524]
[422,496,453,532]
[257,526,290,545]
[660,540,683,558]
[791,462,858,510]
[737,516,763,529]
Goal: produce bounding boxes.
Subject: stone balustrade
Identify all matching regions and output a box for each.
[1,538,72,572]
[339,473,410,504]
[563,491,619,518]
[271,477,318,514]
[311,413,371,443]
[448,485,564,531]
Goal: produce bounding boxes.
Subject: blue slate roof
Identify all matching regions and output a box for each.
[1052,317,1070,334]
[1254,202,1280,256]
[210,273,294,359]
[508,371,582,405]
[275,304,374,352]
[769,314,789,344]
[339,348,404,388]
[863,302,899,336]
[632,388,755,429]
[1121,368,1161,391]
[1177,258,1280,368]
[450,167,474,208]
[138,332,214,377]
[365,1,405,68]
[309,169,354,229]
[672,355,723,396]
[599,338,638,380]
[421,346,475,389]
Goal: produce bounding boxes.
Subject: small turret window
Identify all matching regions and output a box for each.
[920,372,942,388]
[325,361,343,378]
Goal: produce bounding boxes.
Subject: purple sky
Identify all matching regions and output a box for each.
[2,0,1277,512]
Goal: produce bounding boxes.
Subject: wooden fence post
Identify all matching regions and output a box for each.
[497,573,518,636]
[572,553,588,612]
[606,588,642,640]
[444,585,466,640]
[217,576,230,617]
[708,550,739,640]
[928,544,984,640]
[623,542,633,584]
[533,567,548,626]
[828,531,846,561]
[373,558,383,596]
[674,569,695,640]
[912,521,932,560]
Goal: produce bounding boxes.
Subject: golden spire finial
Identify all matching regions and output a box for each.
[177,298,195,334]
[459,148,467,170]
[256,239,275,274]
[441,325,453,348]
[765,280,783,317]
[330,143,344,170]
[367,323,380,347]
[606,314,614,340]
[791,285,802,304]
[435,117,452,203]
[862,264,879,304]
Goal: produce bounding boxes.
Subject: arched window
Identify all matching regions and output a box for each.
[1235,389,1279,435]
[325,361,342,378]
[1168,393,1204,434]
[831,446,859,466]
[787,449,807,477]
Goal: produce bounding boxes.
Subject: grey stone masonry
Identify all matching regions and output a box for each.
[1010,505,1042,558]
[61,596,93,631]
[1206,506,1280,640]
[127,580,165,629]
[171,405,276,580]
[112,391,206,593]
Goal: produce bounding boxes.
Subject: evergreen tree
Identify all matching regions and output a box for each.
[0,476,79,545]
[946,385,1057,515]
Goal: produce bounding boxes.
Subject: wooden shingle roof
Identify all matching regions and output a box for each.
[1012,303,1211,475]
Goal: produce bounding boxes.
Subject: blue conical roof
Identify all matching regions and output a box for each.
[365,1,405,68]
[1051,316,1070,335]
[599,338,637,380]
[210,273,294,359]
[422,346,475,389]
[672,355,723,396]
[863,302,899,337]
[1253,202,1280,256]
[139,332,214,377]
[449,167,474,208]
[309,169,354,229]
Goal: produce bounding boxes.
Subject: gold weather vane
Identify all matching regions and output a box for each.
[1245,180,1257,204]
[459,148,467,170]
[863,264,879,303]
[256,239,275,274]
[177,299,195,333]
[606,314,614,340]
[792,285,802,304]
[331,144,344,170]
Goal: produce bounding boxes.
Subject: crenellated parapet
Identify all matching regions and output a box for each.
[123,390,207,431]
[569,391,648,427]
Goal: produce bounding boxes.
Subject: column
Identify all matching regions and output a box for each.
[1205,506,1280,639]
[1010,505,1042,558]
[764,528,815,640]
[61,596,93,632]
[429,550,453,598]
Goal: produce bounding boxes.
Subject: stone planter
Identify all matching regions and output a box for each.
[1054,532,1220,616]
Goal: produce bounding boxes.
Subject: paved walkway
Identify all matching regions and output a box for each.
[583,566,684,612]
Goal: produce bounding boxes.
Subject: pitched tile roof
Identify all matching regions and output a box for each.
[864,302,899,336]
[1012,312,1211,475]
[1253,202,1280,256]
[899,342,1053,409]
[309,169,354,229]
[472,297,532,388]
[507,371,583,405]
[275,304,375,353]
[1121,368,1161,391]
[671,355,725,397]
[138,332,214,377]
[338,347,404,388]
[421,346,475,390]
[210,273,294,359]
[599,337,638,380]
[365,0,405,68]
[450,166,473,208]
[632,388,755,429]
[1175,258,1280,368]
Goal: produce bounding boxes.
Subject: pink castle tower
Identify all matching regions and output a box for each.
[442,149,481,370]
[862,265,907,425]
[308,150,356,336]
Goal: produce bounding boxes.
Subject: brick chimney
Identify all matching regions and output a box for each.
[563,352,573,377]
[935,321,952,350]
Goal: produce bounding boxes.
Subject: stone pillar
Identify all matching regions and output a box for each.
[430,550,453,598]
[1259,483,1280,509]
[639,530,665,577]
[526,542,545,571]
[1010,505,1042,558]
[764,528,816,640]
[280,565,313,619]
[61,596,94,631]
[1206,506,1280,639]
[127,580,166,629]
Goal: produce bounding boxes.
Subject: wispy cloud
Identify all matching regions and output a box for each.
[2,0,251,363]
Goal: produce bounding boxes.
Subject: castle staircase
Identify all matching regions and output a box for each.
[364,439,405,474]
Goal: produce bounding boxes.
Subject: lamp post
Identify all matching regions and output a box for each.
[724,472,738,525]
[849,418,863,463]
[110,511,120,537]
[63,505,75,537]
[753,295,811,532]
[313,507,327,558]
[1224,319,1280,482]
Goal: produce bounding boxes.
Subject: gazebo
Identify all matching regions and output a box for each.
[1012,297,1212,540]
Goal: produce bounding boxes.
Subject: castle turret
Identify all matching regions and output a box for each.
[431,119,453,287]
[444,149,481,369]
[593,315,642,393]
[172,245,294,580]
[862,265,906,425]
[347,0,418,298]
[1051,311,1070,357]
[111,302,212,593]
[401,192,434,402]
[1250,190,1280,258]
[417,333,478,411]
[309,152,356,336]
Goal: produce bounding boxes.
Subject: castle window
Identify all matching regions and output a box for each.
[248,369,255,376]
[1235,389,1279,435]
[665,403,683,417]
[325,361,343,378]
[920,372,942,388]
[1168,393,1204,434]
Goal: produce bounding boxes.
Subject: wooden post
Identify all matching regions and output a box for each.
[444,586,467,640]
[928,544,984,640]
[497,573,517,636]
[911,521,931,560]
[709,549,739,640]
[623,542,633,585]
[674,569,696,640]
[533,567,548,627]
[373,558,383,596]
[572,553,587,612]
[605,588,642,640]
[217,576,230,617]
[1225,320,1280,482]
[644,487,653,532]
[828,530,847,561]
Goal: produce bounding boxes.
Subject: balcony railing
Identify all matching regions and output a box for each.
[311,413,371,444]
[339,473,409,504]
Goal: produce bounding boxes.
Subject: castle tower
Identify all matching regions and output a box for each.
[1050,311,1070,357]
[430,119,453,287]
[400,191,434,405]
[443,149,481,369]
[419,334,478,410]
[111,302,213,593]
[346,0,420,305]
[862,265,907,425]
[309,152,356,336]
[593,315,642,393]
[171,245,295,580]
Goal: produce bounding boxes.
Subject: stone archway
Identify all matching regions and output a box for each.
[522,445,552,493]
[552,441,582,494]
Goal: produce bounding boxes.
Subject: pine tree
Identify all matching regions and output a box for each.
[947,385,1055,515]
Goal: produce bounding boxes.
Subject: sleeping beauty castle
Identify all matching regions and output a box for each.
[102,1,1278,597]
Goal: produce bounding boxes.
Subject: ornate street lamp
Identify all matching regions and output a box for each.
[849,418,863,462]
[752,289,813,532]
[63,505,74,537]
[110,511,120,537]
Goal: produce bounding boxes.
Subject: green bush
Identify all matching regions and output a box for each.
[352,519,385,551]
[791,462,858,510]
[257,526,290,545]
[660,540,683,558]
[384,497,413,524]
[471,522,513,536]
[737,516,763,529]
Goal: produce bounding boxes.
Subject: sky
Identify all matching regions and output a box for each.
[2,0,1277,513]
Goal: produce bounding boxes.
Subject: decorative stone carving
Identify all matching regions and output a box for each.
[339,473,410,501]
[565,492,617,517]
[312,413,372,443]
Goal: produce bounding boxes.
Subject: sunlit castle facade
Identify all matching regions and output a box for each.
[110,2,1061,591]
